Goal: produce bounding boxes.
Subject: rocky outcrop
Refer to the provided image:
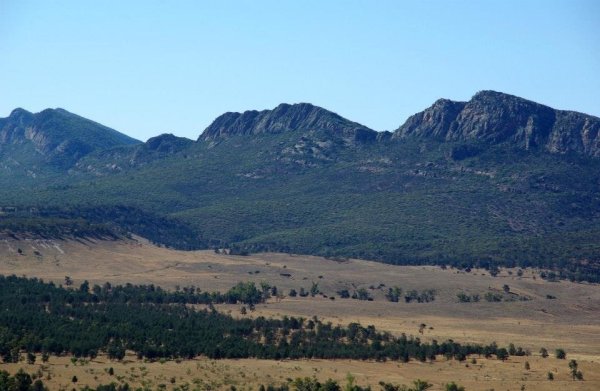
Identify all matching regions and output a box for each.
[0,108,140,166]
[394,90,600,157]
[199,103,377,144]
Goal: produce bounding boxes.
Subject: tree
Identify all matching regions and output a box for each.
[32,379,46,391]
[456,292,471,303]
[356,288,370,301]
[14,369,33,390]
[568,359,583,380]
[569,359,578,379]
[337,289,350,299]
[524,361,530,370]
[289,288,297,297]
[378,381,406,391]
[27,352,36,364]
[344,373,355,391]
[385,287,402,302]
[502,284,510,293]
[539,347,548,358]
[496,348,509,361]
[292,377,322,391]
[80,280,90,293]
[555,348,566,359]
[310,282,319,297]
[411,379,432,391]
[72,375,78,383]
[547,372,554,380]
[444,382,465,391]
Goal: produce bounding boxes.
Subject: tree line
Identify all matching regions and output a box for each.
[0,275,529,363]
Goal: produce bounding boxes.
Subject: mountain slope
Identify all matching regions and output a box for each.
[0,108,140,169]
[394,90,600,157]
[0,93,599,282]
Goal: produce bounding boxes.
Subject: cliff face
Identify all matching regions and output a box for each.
[0,108,139,167]
[199,103,377,143]
[394,91,600,157]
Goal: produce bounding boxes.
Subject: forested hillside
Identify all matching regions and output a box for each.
[1,92,599,281]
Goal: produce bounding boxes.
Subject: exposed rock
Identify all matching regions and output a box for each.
[199,103,377,144]
[0,108,140,167]
[394,90,600,157]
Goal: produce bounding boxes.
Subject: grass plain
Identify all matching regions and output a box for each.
[0,236,599,390]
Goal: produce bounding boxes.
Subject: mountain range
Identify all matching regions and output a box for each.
[1,91,599,281]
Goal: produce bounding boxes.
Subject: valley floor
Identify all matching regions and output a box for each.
[2,353,599,391]
[1,236,599,390]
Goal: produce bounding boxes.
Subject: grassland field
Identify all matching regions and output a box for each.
[0,236,598,390]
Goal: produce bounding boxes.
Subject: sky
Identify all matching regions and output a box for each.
[1,0,598,141]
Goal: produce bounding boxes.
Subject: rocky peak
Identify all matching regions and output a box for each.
[199,103,377,143]
[394,91,600,157]
[0,107,140,167]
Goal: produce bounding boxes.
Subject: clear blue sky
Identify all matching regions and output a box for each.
[1,0,598,141]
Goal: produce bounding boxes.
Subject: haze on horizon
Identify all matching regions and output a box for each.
[1,0,598,141]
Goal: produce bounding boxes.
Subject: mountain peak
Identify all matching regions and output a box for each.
[145,133,193,153]
[395,91,600,157]
[9,107,32,117]
[199,103,376,143]
[0,107,141,167]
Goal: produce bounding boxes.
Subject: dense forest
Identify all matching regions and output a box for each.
[0,275,528,363]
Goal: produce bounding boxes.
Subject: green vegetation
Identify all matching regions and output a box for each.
[0,368,466,391]
[2,125,599,282]
[444,383,465,391]
[0,369,48,391]
[455,289,530,303]
[569,359,584,380]
[0,275,527,363]
[404,289,436,303]
[456,292,479,303]
[385,287,403,302]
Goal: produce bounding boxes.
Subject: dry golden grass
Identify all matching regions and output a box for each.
[2,353,599,391]
[1,236,599,390]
